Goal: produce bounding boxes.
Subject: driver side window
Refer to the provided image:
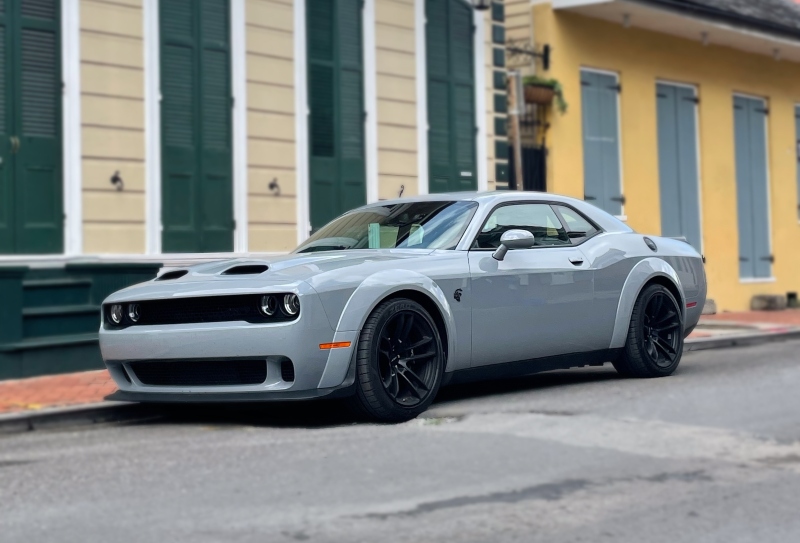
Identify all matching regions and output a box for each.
[474,204,570,249]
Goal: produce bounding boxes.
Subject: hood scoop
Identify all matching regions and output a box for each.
[221,264,269,276]
[156,270,188,281]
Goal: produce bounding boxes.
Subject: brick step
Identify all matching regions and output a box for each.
[22,278,93,309]
[22,305,101,339]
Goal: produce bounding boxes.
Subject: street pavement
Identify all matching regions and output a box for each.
[2,340,800,543]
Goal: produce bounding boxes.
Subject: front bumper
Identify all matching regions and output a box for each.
[100,286,358,399]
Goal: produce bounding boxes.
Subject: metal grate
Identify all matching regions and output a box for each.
[130,360,267,387]
[281,359,295,382]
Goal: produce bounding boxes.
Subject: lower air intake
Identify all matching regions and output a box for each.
[129,360,267,387]
[281,359,295,382]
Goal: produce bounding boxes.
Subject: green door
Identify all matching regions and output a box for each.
[160,0,233,253]
[426,0,476,193]
[0,0,63,254]
[307,0,366,232]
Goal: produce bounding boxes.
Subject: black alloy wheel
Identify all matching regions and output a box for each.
[614,284,684,378]
[349,298,444,422]
[642,291,681,368]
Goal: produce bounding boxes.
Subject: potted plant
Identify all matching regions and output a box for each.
[522,75,567,113]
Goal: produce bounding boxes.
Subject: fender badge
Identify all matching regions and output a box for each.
[453,289,463,302]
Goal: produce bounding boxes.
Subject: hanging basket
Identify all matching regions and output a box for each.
[524,84,556,105]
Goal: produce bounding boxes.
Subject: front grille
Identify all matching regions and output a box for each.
[129,359,267,387]
[106,294,298,327]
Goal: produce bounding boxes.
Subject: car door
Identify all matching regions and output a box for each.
[468,202,597,367]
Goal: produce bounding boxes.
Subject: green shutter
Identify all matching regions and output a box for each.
[0,0,63,254]
[307,0,366,231]
[426,0,476,193]
[161,0,233,253]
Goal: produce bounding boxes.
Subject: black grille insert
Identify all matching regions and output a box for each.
[107,294,298,327]
[130,360,267,386]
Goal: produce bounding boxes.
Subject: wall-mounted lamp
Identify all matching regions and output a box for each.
[110,170,124,191]
[506,40,551,70]
[701,31,709,46]
[471,0,490,10]
[398,185,405,198]
[773,48,781,61]
[268,177,281,196]
[622,13,631,28]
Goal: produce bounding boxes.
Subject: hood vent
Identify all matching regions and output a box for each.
[156,270,188,281]
[222,264,269,275]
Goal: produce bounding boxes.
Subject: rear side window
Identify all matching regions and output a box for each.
[474,204,570,248]
[554,205,599,242]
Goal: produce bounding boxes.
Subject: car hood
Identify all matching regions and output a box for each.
[103,249,439,303]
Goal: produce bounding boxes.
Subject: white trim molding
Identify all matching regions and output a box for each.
[62,0,82,255]
[473,9,488,192]
[144,0,161,255]
[415,0,429,196]
[294,0,311,244]
[231,0,248,252]
[363,0,379,203]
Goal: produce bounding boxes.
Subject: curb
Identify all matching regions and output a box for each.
[0,402,159,436]
[2,330,799,436]
[686,329,800,352]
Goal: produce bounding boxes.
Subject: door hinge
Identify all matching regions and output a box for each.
[583,194,596,201]
[610,195,626,205]
[657,93,668,98]
[734,105,744,110]
[232,219,237,230]
[760,255,775,263]
[756,108,769,115]
[683,96,700,104]
[609,84,621,93]
[581,81,590,87]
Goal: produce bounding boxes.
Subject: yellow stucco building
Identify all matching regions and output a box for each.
[507,0,800,311]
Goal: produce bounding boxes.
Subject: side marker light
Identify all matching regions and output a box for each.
[319,342,352,350]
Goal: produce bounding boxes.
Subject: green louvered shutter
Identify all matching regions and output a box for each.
[307,0,366,232]
[426,0,476,193]
[161,0,233,253]
[0,0,63,254]
[0,0,11,252]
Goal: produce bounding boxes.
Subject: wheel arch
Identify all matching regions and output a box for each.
[609,258,685,349]
[334,270,458,370]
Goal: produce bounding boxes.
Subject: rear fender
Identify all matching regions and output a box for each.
[609,257,685,349]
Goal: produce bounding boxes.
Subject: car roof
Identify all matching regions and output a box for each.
[360,191,633,234]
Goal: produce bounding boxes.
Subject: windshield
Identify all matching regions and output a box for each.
[295,201,479,253]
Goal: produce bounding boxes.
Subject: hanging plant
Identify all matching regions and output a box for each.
[522,75,568,114]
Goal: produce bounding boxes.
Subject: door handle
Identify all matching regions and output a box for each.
[569,257,584,266]
[10,136,19,154]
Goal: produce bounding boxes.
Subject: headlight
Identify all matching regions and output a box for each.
[109,304,124,325]
[259,295,277,316]
[128,303,140,323]
[282,294,300,316]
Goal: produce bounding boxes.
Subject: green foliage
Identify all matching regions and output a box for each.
[522,75,568,114]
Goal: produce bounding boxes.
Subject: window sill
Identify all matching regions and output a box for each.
[739,277,776,284]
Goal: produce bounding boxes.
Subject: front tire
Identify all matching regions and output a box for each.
[613,284,684,378]
[348,298,444,422]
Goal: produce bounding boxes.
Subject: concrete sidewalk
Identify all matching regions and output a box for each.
[1,310,799,429]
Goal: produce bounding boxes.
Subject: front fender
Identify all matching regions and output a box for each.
[609,257,685,349]
[317,270,459,389]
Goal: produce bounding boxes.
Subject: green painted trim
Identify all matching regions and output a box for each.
[492,47,505,67]
[492,24,505,45]
[22,304,99,317]
[492,2,504,22]
[0,333,98,353]
[496,162,509,181]
[493,70,506,90]
[0,266,29,277]
[494,93,508,113]
[494,116,507,136]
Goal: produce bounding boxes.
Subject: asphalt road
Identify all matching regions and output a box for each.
[2,340,800,543]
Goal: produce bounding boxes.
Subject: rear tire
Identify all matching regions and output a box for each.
[613,284,684,378]
[347,298,445,422]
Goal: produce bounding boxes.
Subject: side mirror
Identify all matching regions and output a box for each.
[492,229,535,261]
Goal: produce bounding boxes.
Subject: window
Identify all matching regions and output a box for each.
[554,205,598,242]
[474,204,570,249]
[295,201,479,253]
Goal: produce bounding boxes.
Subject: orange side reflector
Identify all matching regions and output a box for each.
[319,341,352,350]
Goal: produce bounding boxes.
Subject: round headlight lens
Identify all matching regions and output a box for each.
[282,294,300,316]
[128,303,140,323]
[259,295,277,316]
[109,304,124,325]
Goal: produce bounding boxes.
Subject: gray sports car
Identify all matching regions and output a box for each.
[100,192,706,422]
